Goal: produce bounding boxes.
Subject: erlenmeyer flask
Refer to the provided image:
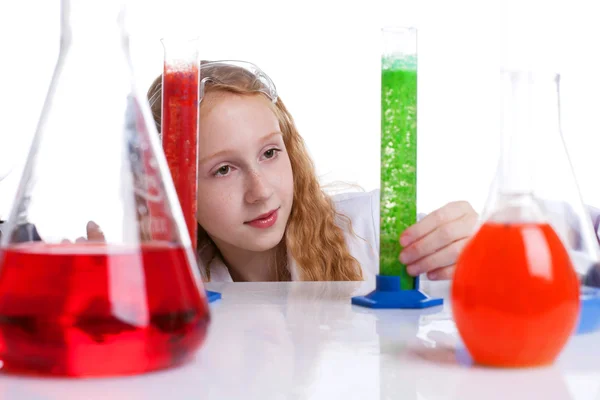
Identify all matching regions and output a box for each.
[0,0,210,377]
[452,70,596,367]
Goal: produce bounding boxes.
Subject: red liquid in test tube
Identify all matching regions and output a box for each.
[161,39,199,249]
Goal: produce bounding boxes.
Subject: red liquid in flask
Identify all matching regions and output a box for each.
[452,222,580,367]
[162,64,199,249]
[0,242,210,377]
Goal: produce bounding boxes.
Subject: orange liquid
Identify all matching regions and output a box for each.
[452,222,580,367]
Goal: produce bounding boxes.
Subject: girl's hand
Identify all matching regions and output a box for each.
[399,201,478,280]
[62,221,105,243]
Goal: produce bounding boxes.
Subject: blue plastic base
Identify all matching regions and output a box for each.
[206,290,222,303]
[351,274,443,309]
[576,286,600,335]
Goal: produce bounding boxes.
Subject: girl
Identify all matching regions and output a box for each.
[147,60,479,283]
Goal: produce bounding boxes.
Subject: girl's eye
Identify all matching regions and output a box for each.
[264,148,280,159]
[214,165,231,176]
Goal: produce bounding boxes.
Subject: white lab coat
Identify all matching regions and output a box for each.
[209,189,383,283]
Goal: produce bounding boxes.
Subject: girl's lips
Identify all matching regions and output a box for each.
[246,208,279,229]
[249,208,278,222]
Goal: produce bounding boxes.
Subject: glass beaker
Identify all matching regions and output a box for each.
[0,0,210,377]
[451,70,596,367]
[160,37,200,250]
[380,27,418,290]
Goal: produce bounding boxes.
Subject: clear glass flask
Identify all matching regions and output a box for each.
[452,70,598,367]
[0,0,210,377]
[379,27,418,290]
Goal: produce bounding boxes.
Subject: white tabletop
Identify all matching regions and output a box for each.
[0,280,598,400]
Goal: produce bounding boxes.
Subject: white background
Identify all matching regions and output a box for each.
[0,0,599,220]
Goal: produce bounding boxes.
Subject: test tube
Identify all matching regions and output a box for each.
[379,27,417,289]
[161,37,200,249]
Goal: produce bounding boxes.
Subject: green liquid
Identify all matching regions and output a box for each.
[380,57,417,290]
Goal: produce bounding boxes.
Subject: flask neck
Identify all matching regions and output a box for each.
[60,0,129,47]
[497,70,561,195]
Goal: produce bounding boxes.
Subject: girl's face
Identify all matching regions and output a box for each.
[196,93,294,255]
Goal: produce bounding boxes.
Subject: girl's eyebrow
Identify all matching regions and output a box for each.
[199,149,234,165]
[259,131,282,143]
[199,132,282,165]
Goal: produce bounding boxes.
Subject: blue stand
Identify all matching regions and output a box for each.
[576,286,600,334]
[351,274,443,309]
[206,290,222,303]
